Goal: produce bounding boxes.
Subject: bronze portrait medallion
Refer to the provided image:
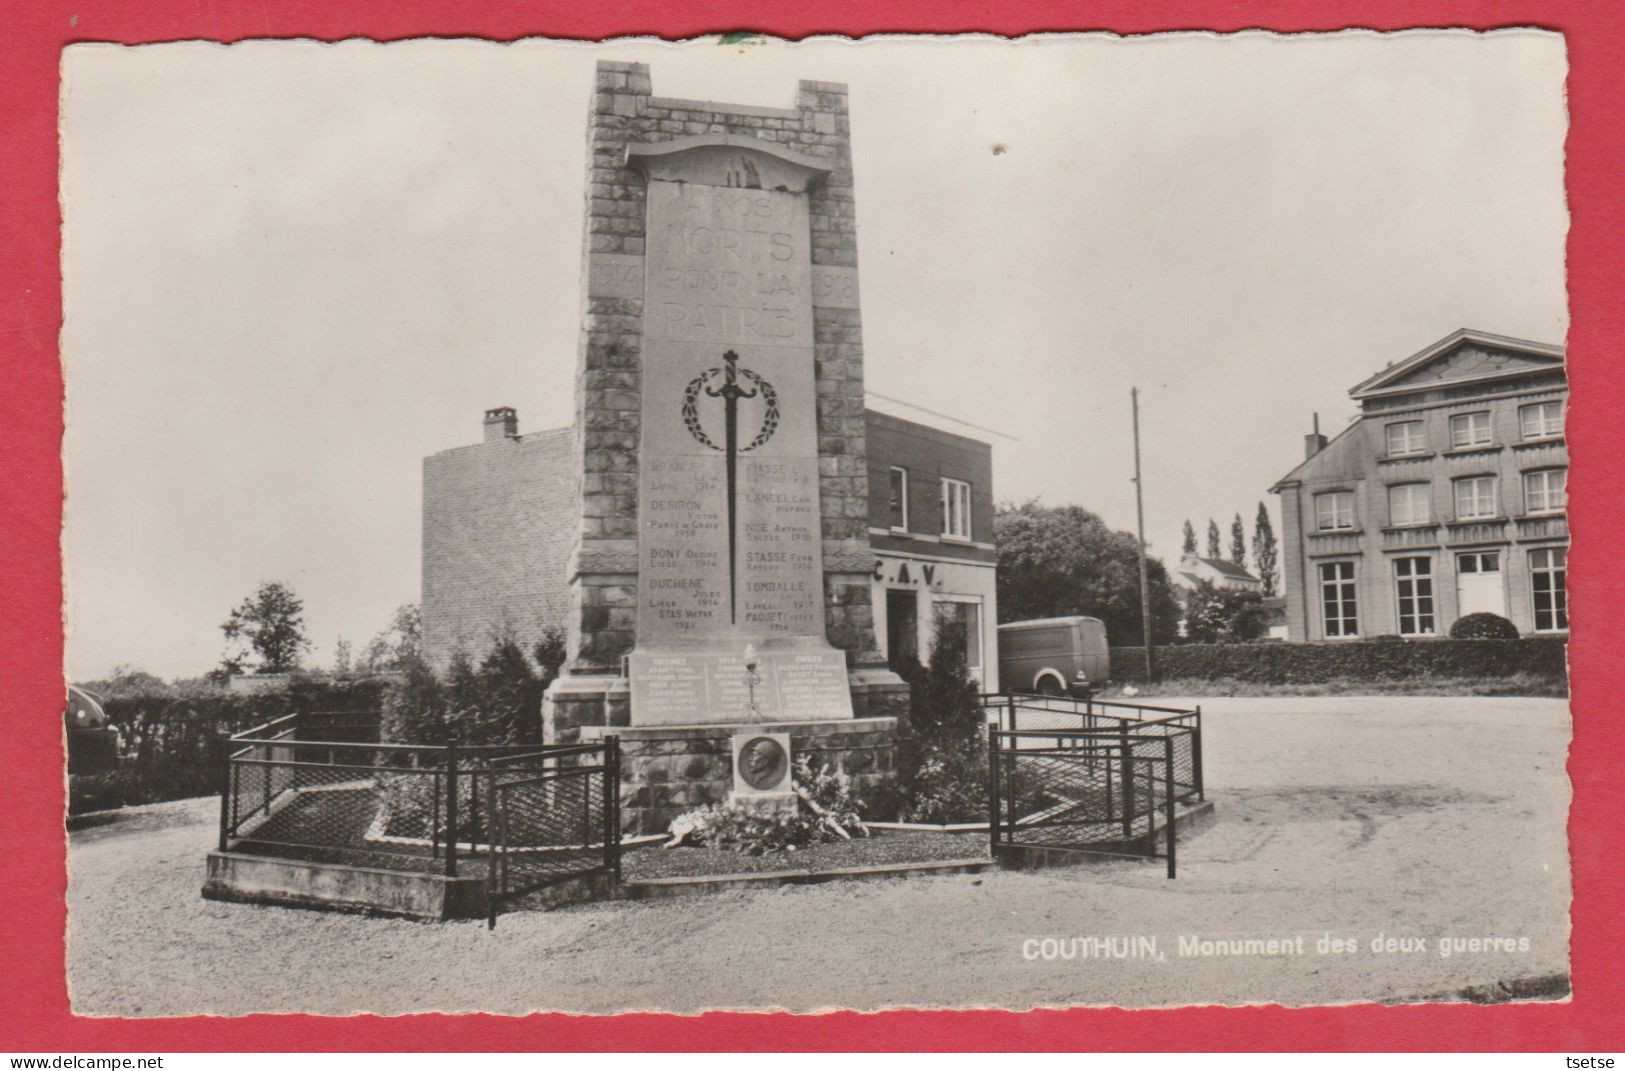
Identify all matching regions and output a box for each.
[738,736,789,790]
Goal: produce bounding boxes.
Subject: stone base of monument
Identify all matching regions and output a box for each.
[543,666,910,745]
[727,791,799,818]
[578,717,900,835]
[202,850,493,921]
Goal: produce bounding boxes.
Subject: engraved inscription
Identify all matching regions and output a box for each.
[630,176,852,725]
[586,253,645,300]
[810,265,861,310]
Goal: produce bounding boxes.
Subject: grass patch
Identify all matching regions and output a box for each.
[1104,672,1566,699]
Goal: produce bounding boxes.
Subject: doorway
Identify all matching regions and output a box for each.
[1455,551,1506,618]
[886,589,919,672]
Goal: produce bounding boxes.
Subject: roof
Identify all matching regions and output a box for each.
[1269,417,1361,492]
[1193,557,1260,582]
[1347,328,1564,401]
[997,615,1105,632]
[864,392,1007,444]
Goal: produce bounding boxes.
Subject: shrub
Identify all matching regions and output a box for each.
[899,735,988,824]
[381,655,448,745]
[1183,581,1269,644]
[71,673,390,814]
[891,623,990,823]
[1111,636,1565,685]
[381,630,556,747]
[1449,612,1520,640]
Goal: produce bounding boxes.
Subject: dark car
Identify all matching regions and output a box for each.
[65,685,119,775]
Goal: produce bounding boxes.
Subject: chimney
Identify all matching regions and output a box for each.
[1303,412,1328,459]
[484,406,518,443]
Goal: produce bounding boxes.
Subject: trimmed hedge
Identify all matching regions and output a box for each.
[1112,637,1567,685]
[69,674,390,815]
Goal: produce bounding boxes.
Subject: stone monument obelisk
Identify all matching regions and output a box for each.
[545,62,907,832]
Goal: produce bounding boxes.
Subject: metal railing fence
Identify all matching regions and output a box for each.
[980,693,1204,877]
[217,712,619,919]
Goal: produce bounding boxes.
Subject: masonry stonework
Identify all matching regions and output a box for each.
[554,62,895,733]
[580,718,899,834]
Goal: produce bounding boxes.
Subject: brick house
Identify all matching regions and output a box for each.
[866,410,999,690]
[1270,329,1567,641]
[422,406,998,686]
[420,408,574,667]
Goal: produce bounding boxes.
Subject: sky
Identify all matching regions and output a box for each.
[60,31,1569,681]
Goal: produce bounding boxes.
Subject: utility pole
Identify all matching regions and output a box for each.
[1131,388,1155,681]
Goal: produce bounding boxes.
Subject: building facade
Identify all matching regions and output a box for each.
[865,411,999,690]
[1170,554,1264,595]
[423,406,997,683]
[1271,329,1567,642]
[420,408,574,668]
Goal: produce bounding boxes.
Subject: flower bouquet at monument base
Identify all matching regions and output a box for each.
[664,756,868,856]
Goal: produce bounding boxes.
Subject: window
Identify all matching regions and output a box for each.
[1456,550,1501,574]
[1523,468,1566,515]
[934,600,983,671]
[1453,476,1498,520]
[1386,421,1427,457]
[941,478,972,539]
[1530,547,1567,632]
[1314,491,1355,532]
[887,466,909,530]
[1449,411,1493,449]
[1520,401,1563,440]
[1393,557,1435,636]
[1387,483,1431,527]
[1319,561,1358,637]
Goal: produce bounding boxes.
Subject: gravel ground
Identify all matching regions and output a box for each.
[626,830,987,880]
[67,696,1570,1016]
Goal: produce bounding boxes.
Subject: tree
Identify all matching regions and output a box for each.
[1206,518,1222,560]
[995,500,1182,646]
[1181,519,1197,556]
[1253,501,1279,597]
[219,581,310,675]
[382,632,545,747]
[893,621,988,823]
[532,627,568,692]
[333,637,353,675]
[1230,513,1247,565]
[360,603,422,671]
[1183,580,1269,644]
[79,664,170,698]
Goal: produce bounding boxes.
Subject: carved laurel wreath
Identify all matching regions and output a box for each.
[681,366,781,452]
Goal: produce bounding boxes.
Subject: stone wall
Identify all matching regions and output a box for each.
[581,717,899,834]
[561,60,883,678]
[422,424,574,668]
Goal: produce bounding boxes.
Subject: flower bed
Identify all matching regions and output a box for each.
[624,829,986,880]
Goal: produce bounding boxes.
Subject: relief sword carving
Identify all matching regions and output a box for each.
[682,350,779,624]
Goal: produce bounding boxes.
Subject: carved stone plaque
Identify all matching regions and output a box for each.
[626,139,855,727]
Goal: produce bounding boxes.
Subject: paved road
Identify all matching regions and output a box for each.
[67,696,1569,1015]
